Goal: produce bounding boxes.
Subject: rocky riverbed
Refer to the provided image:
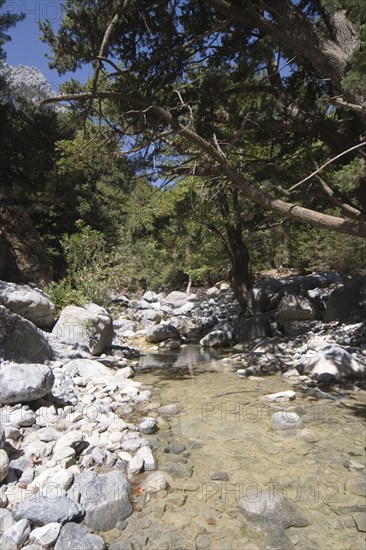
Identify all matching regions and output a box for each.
[0,273,365,549]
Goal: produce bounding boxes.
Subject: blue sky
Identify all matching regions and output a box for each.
[2,0,92,91]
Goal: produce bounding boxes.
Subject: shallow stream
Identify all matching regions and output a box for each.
[115,346,366,550]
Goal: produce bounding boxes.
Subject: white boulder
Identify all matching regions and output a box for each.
[200,330,230,347]
[278,294,317,325]
[52,303,113,355]
[0,281,55,328]
[0,363,54,404]
[302,345,366,380]
[272,411,303,430]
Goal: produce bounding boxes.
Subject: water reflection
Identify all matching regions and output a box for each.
[137,344,230,378]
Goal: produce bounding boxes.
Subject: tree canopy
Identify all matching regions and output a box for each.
[0,0,24,60]
[2,1,366,307]
[41,1,366,240]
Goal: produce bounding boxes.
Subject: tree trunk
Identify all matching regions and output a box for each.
[324,8,359,55]
[207,0,364,107]
[226,225,251,310]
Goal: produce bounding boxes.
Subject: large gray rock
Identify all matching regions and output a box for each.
[0,509,14,535]
[248,279,284,313]
[0,363,54,404]
[52,304,113,356]
[234,316,271,342]
[14,495,84,526]
[173,302,196,316]
[162,290,187,305]
[302,345,366,380]
[142,290,161,303]
[114,319,137,338]
[238,492,307,526]
[162,291,197,307]
[140,309,162,323]
[238,492,308,550]
[55,523,106,550]
[62,359,111,379]
[75,470,132,531]
[283,320,313,337]
[145,324,181,343]
[141,471,169,493]
[0,306,52,362]
[324,278,364,321]
[0,281,56,329]
[200,330,230,347]
[248,272,341,313]
[283,272,339,292]
[278,294,318,325]
[168,315,216,340]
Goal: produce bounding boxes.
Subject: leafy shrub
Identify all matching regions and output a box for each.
[46,222,136,311]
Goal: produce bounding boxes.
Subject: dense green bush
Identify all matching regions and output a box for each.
[289,226,366,274]
[46,223,135,310]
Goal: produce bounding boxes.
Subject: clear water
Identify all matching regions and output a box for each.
[116,346,366,550]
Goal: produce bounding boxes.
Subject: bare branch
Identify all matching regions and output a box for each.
[315,175,366,221]
[288,141,366,191]
[86,13,120,123]
[97,56,125,76]
[328,97,363,113]
[113,130,174,157]
[213,133,226,158]
[207,0,363,107]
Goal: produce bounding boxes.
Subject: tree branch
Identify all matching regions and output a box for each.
[328,97,363,113]
[288,142,366,191]
[87,12,121,123]
[40,89,366,239]
[206,0,362,107]
[315,175,366,221]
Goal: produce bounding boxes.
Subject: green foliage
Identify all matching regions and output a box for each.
[61,221,106,277]
[330,158,366,196]
[0,75,136,277]
[45,279,86,312]
[342,24,366,95]
[46,222,138,310]
[120,176,232,289]
[0,0,24,59]
[244,219,366,278]
[3,0,366,302]
[288,225,366,274]
[0,96,70,197]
